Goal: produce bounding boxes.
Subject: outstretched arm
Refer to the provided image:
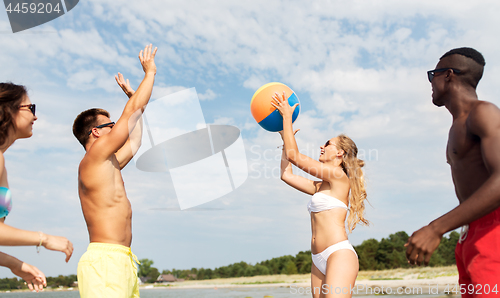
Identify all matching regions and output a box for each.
[91,44,157,160]
[0,155,72,261]
[0,223,73,262]
[0,252,46,292]
[279,130,319,195]
[406,102,500,265]
[271,92,344,182]
[114,73,143,169]
[115,72,135,98]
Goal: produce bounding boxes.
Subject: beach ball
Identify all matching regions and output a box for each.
[250,82,300,132]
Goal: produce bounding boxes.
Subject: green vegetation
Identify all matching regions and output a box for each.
[0,274,77,290]
[356,231,459,270]
[162,231,459,280]
[138,258,160,283]
[162,250,312,280]
[0,230,459,289]
[0,278,23,290]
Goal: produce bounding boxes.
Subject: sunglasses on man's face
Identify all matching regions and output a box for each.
[18,104,36,116]
[427,68,461,83]
[88,122,115,135]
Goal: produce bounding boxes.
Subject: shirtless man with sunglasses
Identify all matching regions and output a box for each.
[72,44,157,298]
[406,47,500,298]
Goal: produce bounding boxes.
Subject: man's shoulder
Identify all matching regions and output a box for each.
[469,100,498,114]
[466,101,500,136]
[78,147,111,173]
[81,138,114,164]
[472,100,499,112]
[79,151,93,170]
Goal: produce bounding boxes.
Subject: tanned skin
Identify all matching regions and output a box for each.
[0,95,73,292]
[405,53,500,265]
[78,44,157,247]
[272,93,358,298]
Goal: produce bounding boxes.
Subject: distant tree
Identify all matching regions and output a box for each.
[254,264,270,275]
[138,258,154,277]
[46,274,77,288]
[196,268,205,280]
[160,230,460,279]
[430,231,459,266]
[385,231,410,269]
[146,268,160,283]
[0,277,23,290]
[259,257,280,275]
[298,259,311,274]
[282,260,298,275]
[215,265,230,278]
[205,268,213,279]
[295,251,311,274]
[138,258,161,283]
[356,238,379,270]
[244,265,255,277]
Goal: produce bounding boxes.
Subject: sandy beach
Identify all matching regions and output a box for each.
[144,265,460,295]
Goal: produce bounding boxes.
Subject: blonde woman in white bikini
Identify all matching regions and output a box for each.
[272,92,368,298]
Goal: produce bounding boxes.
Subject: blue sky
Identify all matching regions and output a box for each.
[1,0,500,278]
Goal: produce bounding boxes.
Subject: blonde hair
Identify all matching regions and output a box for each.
[335,134,369,233]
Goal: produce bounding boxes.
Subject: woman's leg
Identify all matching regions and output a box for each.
[323,249,358,298]
[311,262,325,298]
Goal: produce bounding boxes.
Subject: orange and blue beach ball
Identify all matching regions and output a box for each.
[250,82,300,132]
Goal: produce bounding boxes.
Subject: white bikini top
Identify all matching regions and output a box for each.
[307,192,348,214]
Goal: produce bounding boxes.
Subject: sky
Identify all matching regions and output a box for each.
[1,0,500,278]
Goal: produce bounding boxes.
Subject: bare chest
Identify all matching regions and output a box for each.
[79,155,127,201]
[446,119,481,166]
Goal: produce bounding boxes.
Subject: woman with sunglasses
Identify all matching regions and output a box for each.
[0,82,73,292]
[272,92,368,298]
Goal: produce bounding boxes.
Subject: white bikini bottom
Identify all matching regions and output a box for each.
[311,240,358,275]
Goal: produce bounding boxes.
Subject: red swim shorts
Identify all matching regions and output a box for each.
[455,207,500,297]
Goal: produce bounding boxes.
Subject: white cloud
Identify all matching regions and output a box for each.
[198,88,216,101]
[151,85,188,100]
[212,117,235,125]
[243,75,268,90]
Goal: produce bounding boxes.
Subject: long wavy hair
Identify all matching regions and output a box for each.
[0,83,27,147]
[335,134,369,233]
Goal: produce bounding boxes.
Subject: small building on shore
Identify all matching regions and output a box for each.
[156,274,185,283]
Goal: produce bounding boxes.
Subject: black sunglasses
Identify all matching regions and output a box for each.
[18,104,36,116]
[88,122,115,135]
[324,140,331,147]
[427,68,461,83]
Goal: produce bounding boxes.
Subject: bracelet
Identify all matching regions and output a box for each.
[36,231,43,254]
[277,145,284,149]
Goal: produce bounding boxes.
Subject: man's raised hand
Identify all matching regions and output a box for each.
[115,73,135,98]
[139,44,157,75]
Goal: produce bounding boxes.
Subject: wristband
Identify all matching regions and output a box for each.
[36,231,43,254]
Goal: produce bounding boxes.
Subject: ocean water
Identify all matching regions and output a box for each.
[0,287,459,298]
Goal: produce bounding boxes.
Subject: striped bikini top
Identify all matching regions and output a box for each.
[0,187,12,218]
[307,192,348,214]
